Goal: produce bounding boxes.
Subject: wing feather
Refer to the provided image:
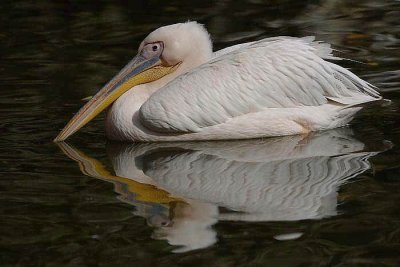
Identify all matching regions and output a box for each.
[139,37,380,133]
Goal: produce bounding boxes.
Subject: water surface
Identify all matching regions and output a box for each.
[1,0,400,266]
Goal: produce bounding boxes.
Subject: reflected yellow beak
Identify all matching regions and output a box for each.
[54,45,179,142]
[57,141,182,204]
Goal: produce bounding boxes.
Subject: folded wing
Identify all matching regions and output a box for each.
[139,37,380,133]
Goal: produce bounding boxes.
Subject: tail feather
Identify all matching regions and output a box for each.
[306,37,382,105]
[325,62,381,106]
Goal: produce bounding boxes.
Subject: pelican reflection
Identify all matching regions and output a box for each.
[58,129,387,253]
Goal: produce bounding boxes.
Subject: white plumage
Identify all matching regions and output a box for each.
[104,22,380,141]
[55,21,382,142]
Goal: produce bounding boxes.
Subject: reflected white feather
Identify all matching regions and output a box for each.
[136,131,374,221]
[106,129,380,251]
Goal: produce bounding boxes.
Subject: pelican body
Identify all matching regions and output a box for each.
[55,22,381,142]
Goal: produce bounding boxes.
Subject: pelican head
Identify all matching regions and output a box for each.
[54,22,212,141]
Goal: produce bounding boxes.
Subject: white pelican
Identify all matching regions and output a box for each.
[55,21,381,142]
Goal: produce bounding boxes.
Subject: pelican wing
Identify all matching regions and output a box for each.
[139,37,380,133]
[212,41,254,58]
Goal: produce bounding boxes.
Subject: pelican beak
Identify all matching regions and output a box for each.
[54,42,179,141]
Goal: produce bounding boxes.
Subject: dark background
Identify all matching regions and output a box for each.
[1,1,399,266]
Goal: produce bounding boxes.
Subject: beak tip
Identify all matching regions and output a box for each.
[54,133,66,142]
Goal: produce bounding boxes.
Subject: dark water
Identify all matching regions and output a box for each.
[1,0,400,266]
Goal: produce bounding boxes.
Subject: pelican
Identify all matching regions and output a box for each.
[55,21,381,142]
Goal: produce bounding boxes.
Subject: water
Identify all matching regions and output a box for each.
[1,0,400,266]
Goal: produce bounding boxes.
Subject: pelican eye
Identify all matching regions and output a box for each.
[141,42,164,59]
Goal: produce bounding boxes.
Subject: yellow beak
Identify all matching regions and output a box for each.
[54,44,178,142]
